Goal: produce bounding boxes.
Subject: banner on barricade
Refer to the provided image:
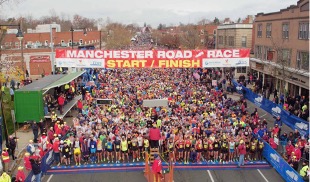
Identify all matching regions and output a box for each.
[55,49,250,68]
[263,141,304,182]
[232,80,309,136]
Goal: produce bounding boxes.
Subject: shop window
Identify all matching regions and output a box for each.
[297,51,309,71]
[237,67,247,73]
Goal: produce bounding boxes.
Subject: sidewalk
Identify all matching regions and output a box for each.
[4,110,77,177]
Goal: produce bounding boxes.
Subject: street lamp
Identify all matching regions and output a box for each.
[16,25,25,79]
[70,26,87,49]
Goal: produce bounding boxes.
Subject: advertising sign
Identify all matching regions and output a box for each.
[55,49,250,68]
[263,141,304,182]
[30,55,50,63]
[202,49,250,67]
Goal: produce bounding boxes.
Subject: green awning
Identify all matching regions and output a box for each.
[43,70,85,91]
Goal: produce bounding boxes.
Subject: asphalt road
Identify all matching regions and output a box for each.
[42,168,284,182]
[42,93,287,182]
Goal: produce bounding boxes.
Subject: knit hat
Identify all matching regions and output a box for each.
[18,166,24,170]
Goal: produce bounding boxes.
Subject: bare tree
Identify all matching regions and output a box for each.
[104,22,133,49]
[179,24,201,49]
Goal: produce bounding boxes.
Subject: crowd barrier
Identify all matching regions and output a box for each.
[25,149,54,182]
[232,80,309,136]
[262,140,304,182]
[25,130,70,182]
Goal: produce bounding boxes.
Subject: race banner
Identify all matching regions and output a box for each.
[55,49,250,68]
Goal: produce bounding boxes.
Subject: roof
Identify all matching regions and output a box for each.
[16,74,65,91]
[43,70,85,91]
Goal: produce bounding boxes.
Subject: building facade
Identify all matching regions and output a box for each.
[0,24,104,81]
[216,23,253,78]
[251,0,309,97]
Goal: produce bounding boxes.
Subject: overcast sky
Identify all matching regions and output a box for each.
[2,0,298,27]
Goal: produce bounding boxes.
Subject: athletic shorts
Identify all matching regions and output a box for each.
[122,150,128,153]
[74,148,81,155]
[107,149,113,153]
[221,149,228,153]
[96,149,102,153]
[178,148,184,152]
[90,148,96,154]
[185,147,191,152]
[132,147,138,151]
[229,149,235,153]
[197,149,203,153]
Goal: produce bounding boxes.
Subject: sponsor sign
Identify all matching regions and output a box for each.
[263,141,303,182]
[271,106,281,117]
[202,49,250,68]
[254,95,263,107]
[55,49,250,68]
[30,55,50,63]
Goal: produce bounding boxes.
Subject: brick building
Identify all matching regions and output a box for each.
[216,20,253,79]
[0,24,105,79]
[251,0,309,97]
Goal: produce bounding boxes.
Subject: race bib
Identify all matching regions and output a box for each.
[180,145,183,148]
[116,145,120,149]
[259,145,263,149]
[215,144,218,148]
[204,144,208,149]
[65,148,69,152]
[132,143,136,146]
[199,144,202,148]
[251,146,255,150]
[91,145,95,148]
[186,144,190,147]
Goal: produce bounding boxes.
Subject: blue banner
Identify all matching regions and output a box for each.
[263,141,304,182]
[232,80,309,136]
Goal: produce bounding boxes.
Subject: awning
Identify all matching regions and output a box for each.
[43,70,85,92]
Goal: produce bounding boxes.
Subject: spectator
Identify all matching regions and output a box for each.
[26,140,35,155]
[299,161,309,181]
[30,158,42,182]
[23,153,32,171]
[32,122,39,143]
[57,94,65,115]
[15,166,26,182]
[8,135,17,160]
[279,133,288,155]
[1,148,10,172]
[0,172,11,182]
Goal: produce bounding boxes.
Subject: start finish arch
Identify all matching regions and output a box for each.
[55,49,250,68]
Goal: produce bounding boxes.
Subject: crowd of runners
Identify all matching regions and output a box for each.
[39,68,306,166]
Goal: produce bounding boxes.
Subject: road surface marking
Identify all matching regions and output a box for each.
[47,174,54,182]
[260,113,267,118]
[257,169,269,182]
[207,170,215,182]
